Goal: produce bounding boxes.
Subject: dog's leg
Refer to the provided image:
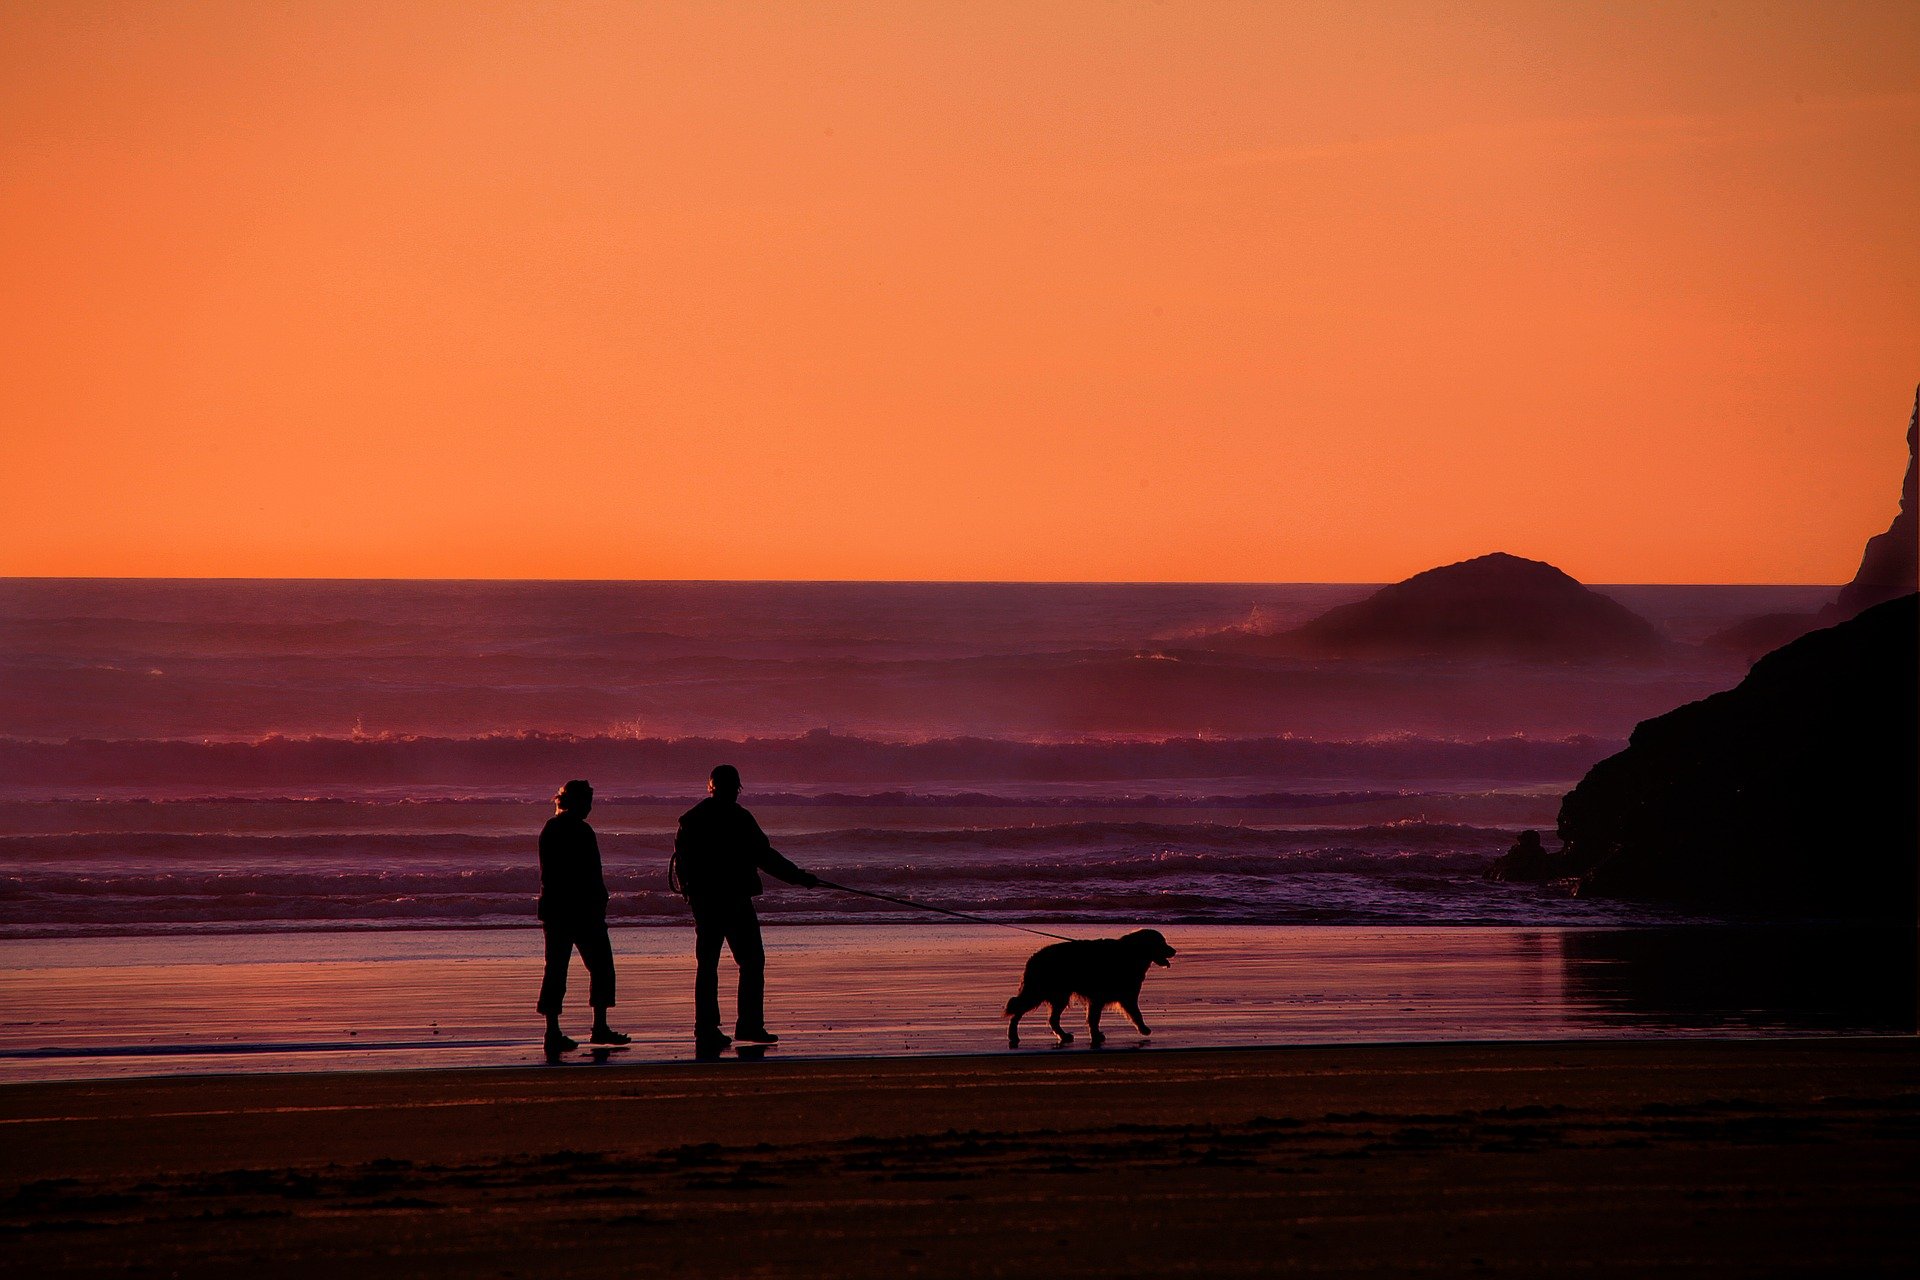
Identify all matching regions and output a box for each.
[1046,1001,1072,1043]
[1121,997,1151,1037]
[1086,1000,1106,1047]
[1005,992,1040,1048]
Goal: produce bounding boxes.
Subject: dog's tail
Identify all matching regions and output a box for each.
[1002,992,1024,1019]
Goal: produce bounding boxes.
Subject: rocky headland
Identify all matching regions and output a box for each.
[1489,593,1918,920]
[1834,388,1920,615]
[1707,385,1918,660]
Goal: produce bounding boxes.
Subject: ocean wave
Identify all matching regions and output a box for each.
[0,820,1512,862]
[0,834,1511,933]
[777,819,1511,853]
[0,868,1675,934]
[0,845,1490,896]
[0,730,1612,789]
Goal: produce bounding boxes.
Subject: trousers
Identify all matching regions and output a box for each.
[691,896,765,1035]
[536,916,616,1015]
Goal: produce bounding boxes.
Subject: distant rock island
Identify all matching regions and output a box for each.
[1708,385,1918,660]
[1490,593,1918,921]
[1209,552,1665,662]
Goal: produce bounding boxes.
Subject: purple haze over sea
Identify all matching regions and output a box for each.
[0,579,1831,938]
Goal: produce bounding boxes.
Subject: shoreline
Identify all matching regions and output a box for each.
[4,1038,1914,1275]
[0,915,1753,941]
[5,923,1910,1086]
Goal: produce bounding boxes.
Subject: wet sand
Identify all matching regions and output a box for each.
[3,1038,1915,1276]
[7,924,1910,1083]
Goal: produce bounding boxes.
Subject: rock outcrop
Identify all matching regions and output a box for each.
[1492,595,1917,920]
[1834,387,1919,616]
[1706,385,1918,659]
[1249,552,1666,662]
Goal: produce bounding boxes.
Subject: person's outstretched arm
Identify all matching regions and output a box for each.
[745,811,820,887]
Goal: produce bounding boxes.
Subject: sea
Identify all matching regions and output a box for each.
[4,578,1905,1079]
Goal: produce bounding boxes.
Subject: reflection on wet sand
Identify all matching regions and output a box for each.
[3,923,1910,1084]
[1561,926,1916,1034]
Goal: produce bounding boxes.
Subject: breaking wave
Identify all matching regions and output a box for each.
[0,816,1629,936]
[0,730,1613,792]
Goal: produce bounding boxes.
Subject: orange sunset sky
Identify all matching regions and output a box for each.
[3,1,1917,583]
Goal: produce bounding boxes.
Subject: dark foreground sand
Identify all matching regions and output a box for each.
[4,1039,1915,1277]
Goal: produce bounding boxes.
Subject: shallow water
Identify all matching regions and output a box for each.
[2,923,1907,1083]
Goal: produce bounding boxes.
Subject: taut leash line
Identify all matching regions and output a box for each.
[814,879,1077,942]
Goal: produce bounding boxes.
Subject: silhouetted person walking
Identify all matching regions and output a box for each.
[537,779,627,1054]
[671,765,820,1056]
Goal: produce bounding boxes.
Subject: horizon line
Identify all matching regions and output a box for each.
[0,574,1848,589]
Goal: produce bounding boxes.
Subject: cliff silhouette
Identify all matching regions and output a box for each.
[1834,386,1919,616]
[1491,594,1918,920]
[1708,385,1918,659]
[1214,552,1665,662]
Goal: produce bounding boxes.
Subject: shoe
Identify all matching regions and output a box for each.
[734,1027,780,1044]
[589,1027,630,1045]
[694,1031,732,1058]
[545,1031,579,1053]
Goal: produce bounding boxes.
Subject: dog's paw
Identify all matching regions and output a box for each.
[1138,1026,1152,1037]
[1088,1031,1105,1046]
[1008,1033,1020,1048]
[1053,1031,1073,1044]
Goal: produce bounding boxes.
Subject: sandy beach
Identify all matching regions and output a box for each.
[3,1037,1914,1276]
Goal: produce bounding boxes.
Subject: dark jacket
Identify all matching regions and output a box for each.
[671,798,811,901]
[538,813,608,922]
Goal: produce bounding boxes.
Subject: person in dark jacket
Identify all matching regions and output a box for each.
[537,779,626,1053]
[671,764,820,1055]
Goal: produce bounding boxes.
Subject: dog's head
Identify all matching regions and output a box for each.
[1123,929,1177,967]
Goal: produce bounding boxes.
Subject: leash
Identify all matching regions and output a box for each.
[814,878,1078,942]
